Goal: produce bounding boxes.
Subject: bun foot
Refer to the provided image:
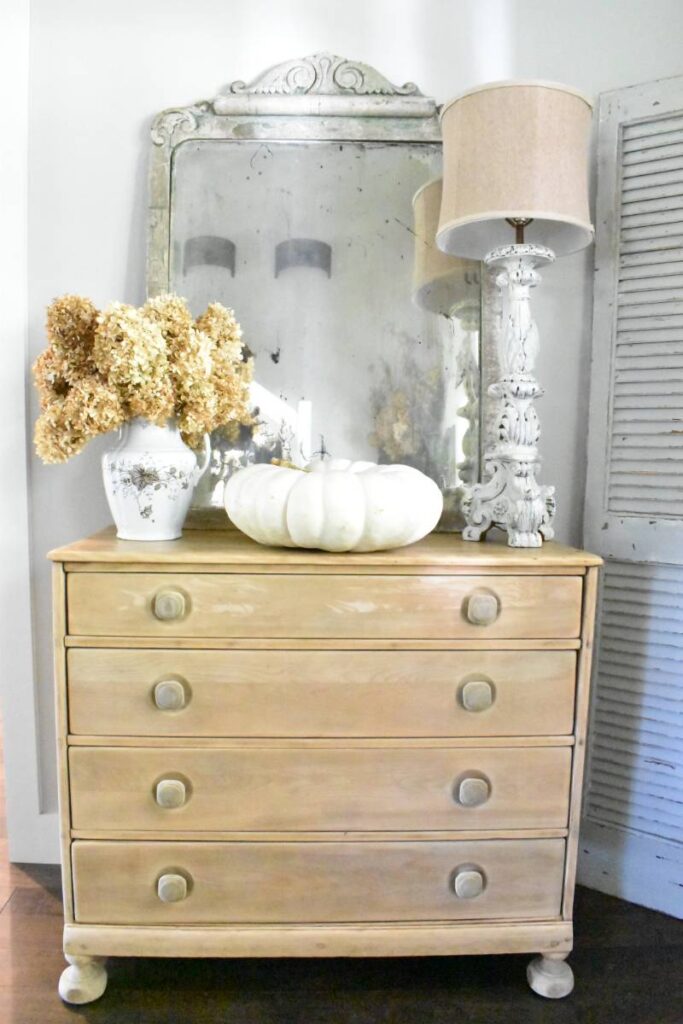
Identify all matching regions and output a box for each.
[58,954,107,1004]
[527,954,574,999]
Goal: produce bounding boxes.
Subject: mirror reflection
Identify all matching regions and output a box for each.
[169,135,480,528]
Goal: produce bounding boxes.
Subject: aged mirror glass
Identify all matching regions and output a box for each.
[148,54,481,528]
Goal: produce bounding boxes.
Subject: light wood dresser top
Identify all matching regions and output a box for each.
[49,526,602,569]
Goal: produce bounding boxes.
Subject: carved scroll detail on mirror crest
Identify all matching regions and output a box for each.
[224,53,421,98]
[150,103,210,147]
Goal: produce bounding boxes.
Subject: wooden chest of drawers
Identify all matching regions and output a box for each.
[49,529,600,1004]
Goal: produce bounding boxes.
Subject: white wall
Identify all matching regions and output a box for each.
[7,0,683,857]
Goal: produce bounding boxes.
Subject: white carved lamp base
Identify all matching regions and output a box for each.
[58,954,108,1004]
[462,243,556,548]
[527,954,575,999]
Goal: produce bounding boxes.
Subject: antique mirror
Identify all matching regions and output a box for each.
[147,54,483,528]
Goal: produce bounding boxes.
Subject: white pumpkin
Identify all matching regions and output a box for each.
[225,457,443,552]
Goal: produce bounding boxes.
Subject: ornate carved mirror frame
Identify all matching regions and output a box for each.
[146,54,484,526]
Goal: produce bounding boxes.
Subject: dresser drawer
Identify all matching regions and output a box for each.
[69,745,571,832]
[72,837,565,924]
[66,572,583,639]
[67,649,577,738]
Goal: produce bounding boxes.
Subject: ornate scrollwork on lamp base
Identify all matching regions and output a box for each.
[461,244,556,548]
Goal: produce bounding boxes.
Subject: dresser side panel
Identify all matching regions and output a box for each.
[53,562,73,923]
[562,565,600,918]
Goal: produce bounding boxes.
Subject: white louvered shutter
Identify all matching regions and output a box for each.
[582,76,683,917]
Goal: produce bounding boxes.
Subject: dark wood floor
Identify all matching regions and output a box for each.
[1,728,681,1023]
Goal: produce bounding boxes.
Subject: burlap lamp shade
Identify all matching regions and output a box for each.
[436,81,594,259]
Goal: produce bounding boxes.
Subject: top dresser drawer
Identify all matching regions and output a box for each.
[67,572,582,639]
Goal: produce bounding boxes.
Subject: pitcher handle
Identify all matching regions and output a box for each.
[194,433,211,482]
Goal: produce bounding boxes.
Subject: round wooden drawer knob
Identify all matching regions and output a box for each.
[457,775,491,808]
[153,589,186,621]
[155,778,187,809]
[153,679,187,711]
[461,679,494,712]
[157,873,188,903]
[453,867,485,899]
[465,590,500,626]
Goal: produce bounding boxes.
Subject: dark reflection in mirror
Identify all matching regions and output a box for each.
[183,235,236,276]
[274,239,332,278]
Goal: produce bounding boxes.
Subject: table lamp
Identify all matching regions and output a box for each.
[412,178,481,507]
[436,81,593,547]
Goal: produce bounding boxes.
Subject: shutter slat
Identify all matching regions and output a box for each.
[592,739,682,773]
[586,805,683,843]
[609,460,683,478]
[623,113,683,142]
[623,135,683,156]
[608,446,683,464]
[621,181,683,203]
[617,328,683,344]
[620,195,683,217]
[614,357,683,372]
[614,392,683,407]
[611,436,683,451]
[619,273,683,291]
[591,777,683,809]
[595,709,683,741]
[615,365,683,379]
[619,262,683,282]
[622,141,683,167]
[611,381,683,396]
[621,208,683,229]
[620,220,683,242]
[591,769,683,800]
[616,343,683,357]
[621,170,683,194]
[600,681,683,710]
[602,583,683,608]
[617,287,683,305]
[619,245,683,267]
[622,154,683,178]
[621,234,683,255]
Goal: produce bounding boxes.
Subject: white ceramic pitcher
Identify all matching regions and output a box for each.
[102,418,210,540]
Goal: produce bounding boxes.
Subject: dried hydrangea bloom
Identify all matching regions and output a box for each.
[157,314,216,445]
[46,294,99,382]
[34,377,124,463]
[72,375,126,434]
[142,294,195,359]
[32,292,254,464]
[34,403,83,463]
[195,303,244,364]
[196,303,252,435]
[143,295,218,446]
[93,303,174,425]
[32,348,71,410]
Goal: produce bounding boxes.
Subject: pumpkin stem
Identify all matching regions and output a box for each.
[270,458,306,471]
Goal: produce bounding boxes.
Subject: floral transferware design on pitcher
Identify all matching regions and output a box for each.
[102,418,210,540]
[107,461,192,523]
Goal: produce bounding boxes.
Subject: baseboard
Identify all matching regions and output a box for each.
[5,810,60,864]
[578,818,683,918]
